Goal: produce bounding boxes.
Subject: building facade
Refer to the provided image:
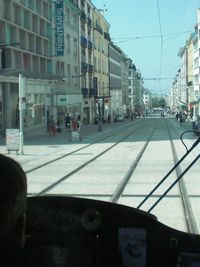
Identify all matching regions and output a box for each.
[121,53,129,116]
[108,42,122,118]
[171,9,200,120]
[51,0,83,125]
[0,0,84,134]
[93,8,110,121]
[79,0,95,124]
[0,0,56,133]
[0,0,145,135]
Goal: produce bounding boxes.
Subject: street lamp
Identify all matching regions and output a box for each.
[98,98,103,131]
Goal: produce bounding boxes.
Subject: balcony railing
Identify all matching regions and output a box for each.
[88,40,93,49]
[94,23,103,34]
[81,62,87,72]
[87,17,92,27]
[89,88,97,97]
[81,11,86,22]
[80,36,87,47]
[104,32,111,41]
[82,87,89,97]
[87,64,93,72]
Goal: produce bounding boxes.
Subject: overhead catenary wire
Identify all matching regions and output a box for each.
[156,0,163,89]
[112,30,191,44]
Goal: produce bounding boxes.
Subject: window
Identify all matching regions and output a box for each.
[65,7,70,24]
[61,62,64,75]
[66,34,70,52]
[72,13,77,27]
[67,64,71,83]
[194,74,199,84]
[194,57,199,68]
[73,38,77,55]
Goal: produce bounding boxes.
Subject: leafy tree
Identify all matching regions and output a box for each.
[152,97,166,108]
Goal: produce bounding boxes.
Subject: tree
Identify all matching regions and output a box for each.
[152,97,166,108]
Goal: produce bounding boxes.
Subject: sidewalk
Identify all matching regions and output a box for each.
[0,118,195,156]
[174,118,194,132]
[0,120,123,147]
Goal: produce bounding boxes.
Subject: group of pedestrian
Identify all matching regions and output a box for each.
[47,113,82,137]
[65,114,81,132]
[176,111,187,126]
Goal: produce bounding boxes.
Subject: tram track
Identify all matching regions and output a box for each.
[110,120,159,203]
[31,119,153,196]
[113,117,199,233]
[166,119,199,234]
[26,117,200,233]
[25,121,141,174]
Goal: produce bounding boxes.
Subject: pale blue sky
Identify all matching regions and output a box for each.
[92,0,200,95]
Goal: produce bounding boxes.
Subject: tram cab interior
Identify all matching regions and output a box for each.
[25,133,200,267]
[25,195,200,267]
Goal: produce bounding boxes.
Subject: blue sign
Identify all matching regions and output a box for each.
[56,1,64,56]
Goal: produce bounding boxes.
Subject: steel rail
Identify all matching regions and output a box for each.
[148,119,199,234]
[110,120,159,203]
[34,121,147,196]
[25,121,139,174]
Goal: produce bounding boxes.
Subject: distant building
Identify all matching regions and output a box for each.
[172,9,200,120]
[79,0,95,124]
[108,42,122,118]
[143,90,152,112]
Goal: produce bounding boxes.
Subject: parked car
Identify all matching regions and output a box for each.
[192,117,200,135]
[114,114,124,122]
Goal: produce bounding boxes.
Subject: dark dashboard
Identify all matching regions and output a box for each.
[25,196,200,267]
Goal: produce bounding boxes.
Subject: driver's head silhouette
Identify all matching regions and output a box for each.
[0,154,27,248]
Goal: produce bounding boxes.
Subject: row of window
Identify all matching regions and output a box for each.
[4,49,52,73]
[14,0,51,21]
[109,47,121,63]
[109,62,121,76]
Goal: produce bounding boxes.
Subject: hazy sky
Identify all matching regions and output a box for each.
[91,0,200,95]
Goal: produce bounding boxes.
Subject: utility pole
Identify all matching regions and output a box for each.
[19,74,25,155]
[98,98,103,131]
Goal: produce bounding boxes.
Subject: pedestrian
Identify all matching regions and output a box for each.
[71,117,77,131]
[130,113,133,121]
[0,154,29,266]
[77,114,81,132]
[107,114,111,123]
[179,112,183,126]
[65,113,71,131]
[48,115,56,136]
[56,118,62,133]
[94,114,98,124]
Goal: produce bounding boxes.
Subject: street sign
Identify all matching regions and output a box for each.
[57,95,68,106]
[6,129,19,153]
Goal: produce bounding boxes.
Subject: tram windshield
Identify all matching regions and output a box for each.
[1,1,200,267]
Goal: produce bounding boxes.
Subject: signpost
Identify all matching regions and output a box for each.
[19,74,25,155]
[6,129,19,154]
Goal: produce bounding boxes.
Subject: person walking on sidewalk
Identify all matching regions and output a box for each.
[65,113,71,131]
[48,115,56,137]
[179,112,183,126]
[77,114,81,132]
